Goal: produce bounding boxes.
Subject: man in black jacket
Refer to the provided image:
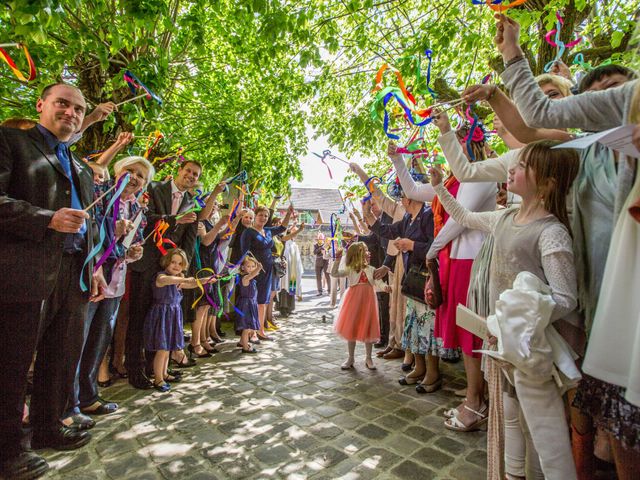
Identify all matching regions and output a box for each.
[0,83,106,479]
[126,161,201,389]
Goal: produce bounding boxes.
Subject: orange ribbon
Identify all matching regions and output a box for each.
[153,219,177,255]
[372,64,416,105]
[0,43,36,82]
[487,0,528,12]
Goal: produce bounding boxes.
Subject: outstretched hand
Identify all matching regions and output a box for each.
[462,84,493,104]
[387,141,401,160]
[494,14,523,61]
[429,166,443,186]
[432,110,451,134]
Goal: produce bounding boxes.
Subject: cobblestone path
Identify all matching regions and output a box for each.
[42,278,487,479]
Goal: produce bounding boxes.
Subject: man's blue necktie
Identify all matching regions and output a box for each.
[55,142,87,234]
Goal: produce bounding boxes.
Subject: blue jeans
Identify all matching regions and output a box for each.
[69,296,122,413]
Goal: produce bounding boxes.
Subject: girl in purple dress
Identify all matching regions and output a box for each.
[144,248,216,392]
[235,256,263,353]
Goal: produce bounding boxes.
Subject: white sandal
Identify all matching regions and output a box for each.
[444,398,467,419]
[444,404,488,432]
[341,359,355,370]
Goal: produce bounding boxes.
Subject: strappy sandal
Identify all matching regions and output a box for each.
[444,399,467,419]
[444,404,488,432]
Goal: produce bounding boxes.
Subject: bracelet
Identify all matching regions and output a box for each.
[504,54,524,69]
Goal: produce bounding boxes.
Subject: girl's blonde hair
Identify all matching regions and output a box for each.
[160,248,189,273]
[520,140,580,233]
[535,74,574,98]
[241,255,258,274]
[345,241,368,272]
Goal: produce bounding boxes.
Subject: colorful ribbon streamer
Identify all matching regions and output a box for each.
[123,70,163,105]
[472,0,529,12]
[465,105,481,162]
[191,267,216,309]
[152,146,185,166]
[143,130,164,159]
[0,43,36,82]
[153,219,178,255]
[424,49,437,99]
[224,170,248,184]
[80,173,130,292]
[544,12,582,72]
[313,150,334,179]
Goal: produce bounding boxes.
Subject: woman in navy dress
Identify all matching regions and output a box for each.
[239,204,294,340]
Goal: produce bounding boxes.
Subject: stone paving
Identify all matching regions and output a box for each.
[42,277,487,479]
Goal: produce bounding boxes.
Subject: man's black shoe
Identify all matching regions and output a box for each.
[31,427,91,451]
[128,372,154,390]
[0,451,49,480]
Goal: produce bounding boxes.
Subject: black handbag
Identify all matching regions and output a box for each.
[401,263,430,304]
[273,257,287,278]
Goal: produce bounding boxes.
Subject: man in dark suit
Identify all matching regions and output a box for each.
[126,161,201,389]
[0,83,106,479]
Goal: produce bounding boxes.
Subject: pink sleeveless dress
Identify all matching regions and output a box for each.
[334,271,381,342]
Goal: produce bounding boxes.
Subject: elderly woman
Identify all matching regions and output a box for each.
[65,156,154,428]
[239,204,294,340]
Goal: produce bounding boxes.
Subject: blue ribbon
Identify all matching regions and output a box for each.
[224,170,247,184]
[124,70,163,105]
[424,49,437,99]
[80,173,130,292]
[382,91,433,140]
[466,106,480,163]
[544,20,566,73]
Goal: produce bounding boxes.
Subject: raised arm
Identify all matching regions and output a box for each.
[387,142,435,202]
[430,168,502,234]
[95,132,133,167]
[485,88,572,143]
[427,182,496,259]
[433,111,515,183]
[465,14,634,131]
[282,223,305,241]
[281,204,294,227]
[200,215,230,247]
[197,181,226,221]
[350,162,401,218]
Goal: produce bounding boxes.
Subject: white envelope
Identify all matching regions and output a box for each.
[552,125,640,158]
[456,304,488,338]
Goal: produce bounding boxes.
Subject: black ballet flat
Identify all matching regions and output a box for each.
[401,361,415,372]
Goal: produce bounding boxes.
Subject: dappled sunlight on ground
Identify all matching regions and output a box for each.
[41,277,485,479]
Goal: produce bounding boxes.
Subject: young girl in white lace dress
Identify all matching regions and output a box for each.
[430,140,580,480]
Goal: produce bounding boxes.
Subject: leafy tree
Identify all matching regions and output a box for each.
[1,0,638,192]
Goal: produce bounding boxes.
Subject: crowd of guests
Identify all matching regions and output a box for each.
[325,14,640,480]
[1,13,639,480]
[0,81,305,478]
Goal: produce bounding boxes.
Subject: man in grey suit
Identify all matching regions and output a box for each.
[126,161,202,389]
[0,83,106,479]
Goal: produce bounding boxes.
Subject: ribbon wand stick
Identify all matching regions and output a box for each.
[83,174,130,211]
[0,43,19,48]
[115,93,148,107]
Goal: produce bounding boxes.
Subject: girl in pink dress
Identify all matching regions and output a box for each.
[331,242,391,370]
